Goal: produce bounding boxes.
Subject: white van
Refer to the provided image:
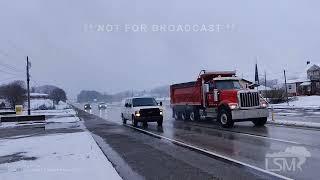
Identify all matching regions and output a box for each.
[121,97,163,127]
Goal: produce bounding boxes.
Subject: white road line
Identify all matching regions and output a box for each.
[222,129,301,145]
[125,124,293,180]
[172,123,302,145]
[238,133,301,145]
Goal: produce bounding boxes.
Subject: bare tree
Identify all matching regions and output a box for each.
[49,88,67,104]
[1,81,27,109]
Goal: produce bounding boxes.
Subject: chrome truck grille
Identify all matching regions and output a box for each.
[239,91,260,107]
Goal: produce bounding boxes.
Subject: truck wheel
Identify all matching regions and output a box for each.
[190,109,200,121]
[218,109,234,128]
[132,116,138,127]
[143,122,148,127]
[157,119,163,127]
[121,114,127,124]
[174,111,181,120]
[181,112,189,121]
[252,117,267,127]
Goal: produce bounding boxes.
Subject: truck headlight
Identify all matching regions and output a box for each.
[160,109,163,116]
[135,111,141,117]
[228,103,239,110]
[260,101,268,108]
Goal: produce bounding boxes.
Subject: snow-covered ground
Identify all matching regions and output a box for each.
[27,99,71,111]
[30,109,76,116]
[270,96,320,109]
[0,132,122,180]
[46,116,80,123]
[0,102,77,129]
[29,99,54,110]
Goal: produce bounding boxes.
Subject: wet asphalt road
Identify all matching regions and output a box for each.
[76,107,280,180]
[76,103,320,180]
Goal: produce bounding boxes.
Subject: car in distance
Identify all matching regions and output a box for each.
[98,103,107,110]
[84,104,92,110]
[121,97,163,127]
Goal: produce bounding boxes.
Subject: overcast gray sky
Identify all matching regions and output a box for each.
[0,0,319,98]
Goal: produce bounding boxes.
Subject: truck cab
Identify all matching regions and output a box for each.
[170,71,269,128]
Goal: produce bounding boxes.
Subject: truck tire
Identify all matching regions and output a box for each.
[181,112,189,121]
[174,111,181,120]
[189,109,200,121]
[252,117,267,127]
[132,116,138,127]
[143,122,148,127]
[218,108,234,128]
[121,114,127,124]
[157,119,163,127]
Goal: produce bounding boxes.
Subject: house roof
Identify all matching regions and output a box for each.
[287,62,320,83]
[300,82,311,86]
[258,85,272,90]
[241,78,253,84]
[307,64,320,72]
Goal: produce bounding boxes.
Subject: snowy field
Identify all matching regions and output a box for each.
[28,99,54,110]
[0,132,122,180]
[30,109,76,116]
[0,111,79,129]
[271,96,320,109]
[0,101,78,129]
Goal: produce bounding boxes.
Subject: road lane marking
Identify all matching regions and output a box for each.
[189,124,302,145]
[170,121,302,145]
[125,124,293,180]
[75,107,293,180]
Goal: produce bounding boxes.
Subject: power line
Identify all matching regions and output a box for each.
[0,68,22,76]
[0,76,24,84]
[0,48,25,72]
[0,60,24,73]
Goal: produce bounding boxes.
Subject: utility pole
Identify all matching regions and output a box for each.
[283,70,289,105]
[27,56,31,115]
[264,71,267,92]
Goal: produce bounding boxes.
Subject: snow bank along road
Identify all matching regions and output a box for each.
[75,103,320,180]
[0,110,122,180]
[268,108,320,129]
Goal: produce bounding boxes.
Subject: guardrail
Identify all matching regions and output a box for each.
[0,111,16,116]
[1,115,45,123]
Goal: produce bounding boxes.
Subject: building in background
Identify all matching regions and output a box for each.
[286,61,320,96]
[307,64,320,95]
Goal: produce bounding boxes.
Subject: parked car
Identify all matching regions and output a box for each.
[84,104,92,110]
[98,103,107,110]
[121,97,163,127]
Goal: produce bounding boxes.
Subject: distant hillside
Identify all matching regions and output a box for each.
[77,85,170,103]
[149,85,170,97]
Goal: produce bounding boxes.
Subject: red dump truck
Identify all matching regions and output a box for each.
[170,71,269,128]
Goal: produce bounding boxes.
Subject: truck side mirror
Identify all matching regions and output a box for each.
[213,89,219,101]
[203,84,210,93]
[159,102,163,106]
